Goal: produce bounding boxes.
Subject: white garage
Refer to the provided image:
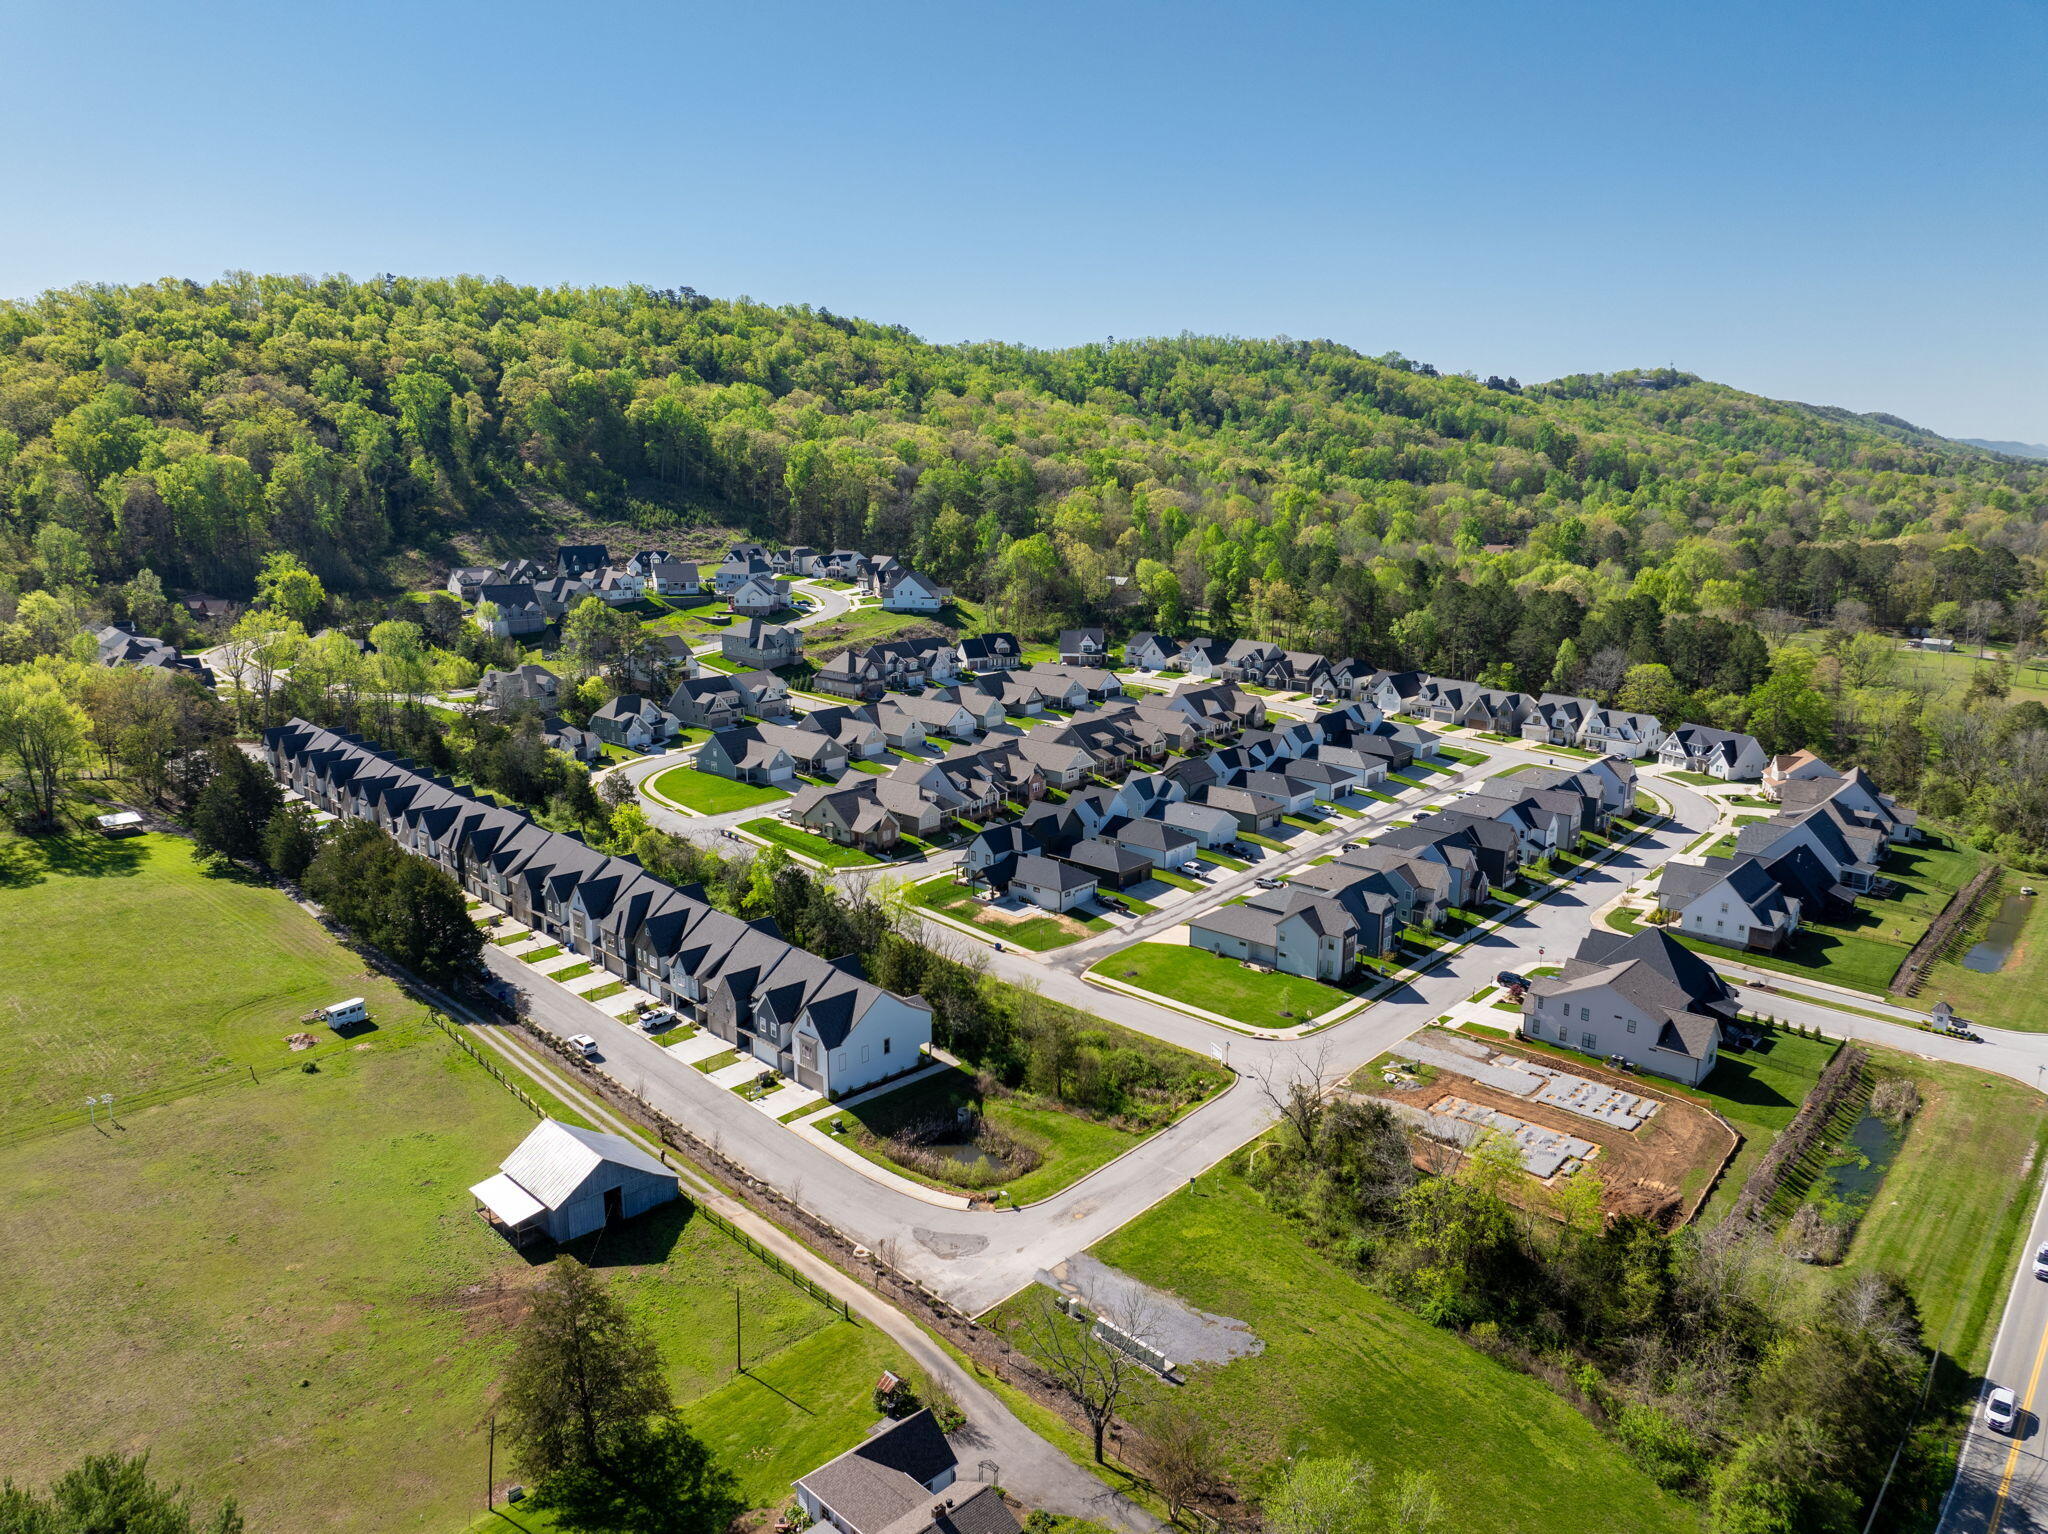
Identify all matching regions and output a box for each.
[470,1119,679,1246]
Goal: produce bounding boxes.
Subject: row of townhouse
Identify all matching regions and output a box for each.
[1121,633,1775,781]
[1178,756,1642,987]
[1651,755,1918,951]
[264,720,933,1098]
[780,685,1275,853]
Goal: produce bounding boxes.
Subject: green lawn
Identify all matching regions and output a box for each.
[1197,850,1250,872]
[1829,1054,2048,1372]
[1090,942,1356,1025]
[644,764,789,814]
[1609,906,1905,997]
[0,833,431,1136]
[740,818,882,867]
[905,875,1109,950]
[1663,769,1726,786]
[0,861,901,1534]
[826,1064,1150,1204]
[693,1048,741,1074]
[986,1176,1701,1534]
[1919,871,2048,1029]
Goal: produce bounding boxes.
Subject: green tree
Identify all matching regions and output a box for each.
[0,661,90,828]
[1616,662,1685,721]
[0,1452,242,1534]
[530,1416,741,1534]
[261,802,321,881]
[188,744,282,865]
[500,1257,673,1479]
[560,598,637,681]
[254,551,327,627]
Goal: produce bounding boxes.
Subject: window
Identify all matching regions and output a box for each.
[861,1044,871,1063]
[1626,1019,1637,1033]
[883,1037,892,1055]
[1579,1006,1590,1023]
[1581,1032,1597,1051]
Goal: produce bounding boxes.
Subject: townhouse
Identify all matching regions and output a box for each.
[264,721,932,1096]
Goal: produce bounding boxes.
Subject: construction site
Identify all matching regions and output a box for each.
[1354,1027,1740,1226]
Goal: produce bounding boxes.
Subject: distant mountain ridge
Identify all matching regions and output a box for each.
[1957,438,2048,461]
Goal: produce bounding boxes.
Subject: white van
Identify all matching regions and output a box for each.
[324,998,369,1028]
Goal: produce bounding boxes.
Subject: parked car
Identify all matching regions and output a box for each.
[568,1033,600,1058]
[1987,1386,2019,1434]
[1254,876,1284,890]
[1496,971,1527,989]
[2032,1242,2048,1280]
[638,1008,675,1033]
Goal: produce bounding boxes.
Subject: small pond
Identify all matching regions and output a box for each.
[920,1140,1011,1174]
[1962,892,2032,973]
[1817,1106,1906,1212]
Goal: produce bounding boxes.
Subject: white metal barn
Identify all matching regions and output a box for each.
[470,1119,680,1246]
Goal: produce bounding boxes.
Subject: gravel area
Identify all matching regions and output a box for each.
[1037,1254,1262,1366]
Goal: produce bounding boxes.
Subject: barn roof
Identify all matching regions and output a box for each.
[494,1119,672,1211]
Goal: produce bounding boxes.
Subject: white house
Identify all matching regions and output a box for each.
[1521,927,1739,1086]
[1659,724,1768,781]
[879,568,951,612]
[1010,854,1097,912]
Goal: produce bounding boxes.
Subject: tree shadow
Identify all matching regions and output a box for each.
[22,833,146,880]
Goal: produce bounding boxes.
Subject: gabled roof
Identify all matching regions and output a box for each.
[495,1119,673,1209]
[1014,853,1095,890]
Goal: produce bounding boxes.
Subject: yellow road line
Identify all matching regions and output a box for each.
[1987,1307,2048,1532]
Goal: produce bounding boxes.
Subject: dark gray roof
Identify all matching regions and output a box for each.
[1015,854,1095,891]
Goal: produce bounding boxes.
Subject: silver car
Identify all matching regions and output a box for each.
[1987,1386,2019,1435]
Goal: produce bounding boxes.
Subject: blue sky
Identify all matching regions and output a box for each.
[9,0,2044,439]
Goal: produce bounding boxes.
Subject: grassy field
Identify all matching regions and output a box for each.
[740,817,882,867]
[906,875,1110,949]
[986,1175,1701,1534]
[1919,871,2048,1030]
[644,764,788,814]
[1830,1055,2048,1372]
[1090,942,1357,1025]
[824,1064,1150,1204]
[0,833,430,1133]
[0,830,905,1530]
[0,1011,900,1534]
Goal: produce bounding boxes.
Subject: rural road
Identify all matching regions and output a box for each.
[1941,1175,2048,1534]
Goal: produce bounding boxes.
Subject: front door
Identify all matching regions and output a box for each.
[603,1186,623,1225]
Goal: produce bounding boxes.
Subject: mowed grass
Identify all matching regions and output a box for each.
[740,817,882,867]
[645,764,788,814]
[1826,1055,2048,1373]
[0,1027,902,1534]
[986,1176,1701,1534]
[1921,872,2048,1030]
[828,1064,1148,1203]
[0,833,429,1130]
[0,835,905,1532]
[1090,942,1356,1025]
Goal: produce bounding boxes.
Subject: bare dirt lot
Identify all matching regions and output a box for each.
[1359,1043,1738,1226]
